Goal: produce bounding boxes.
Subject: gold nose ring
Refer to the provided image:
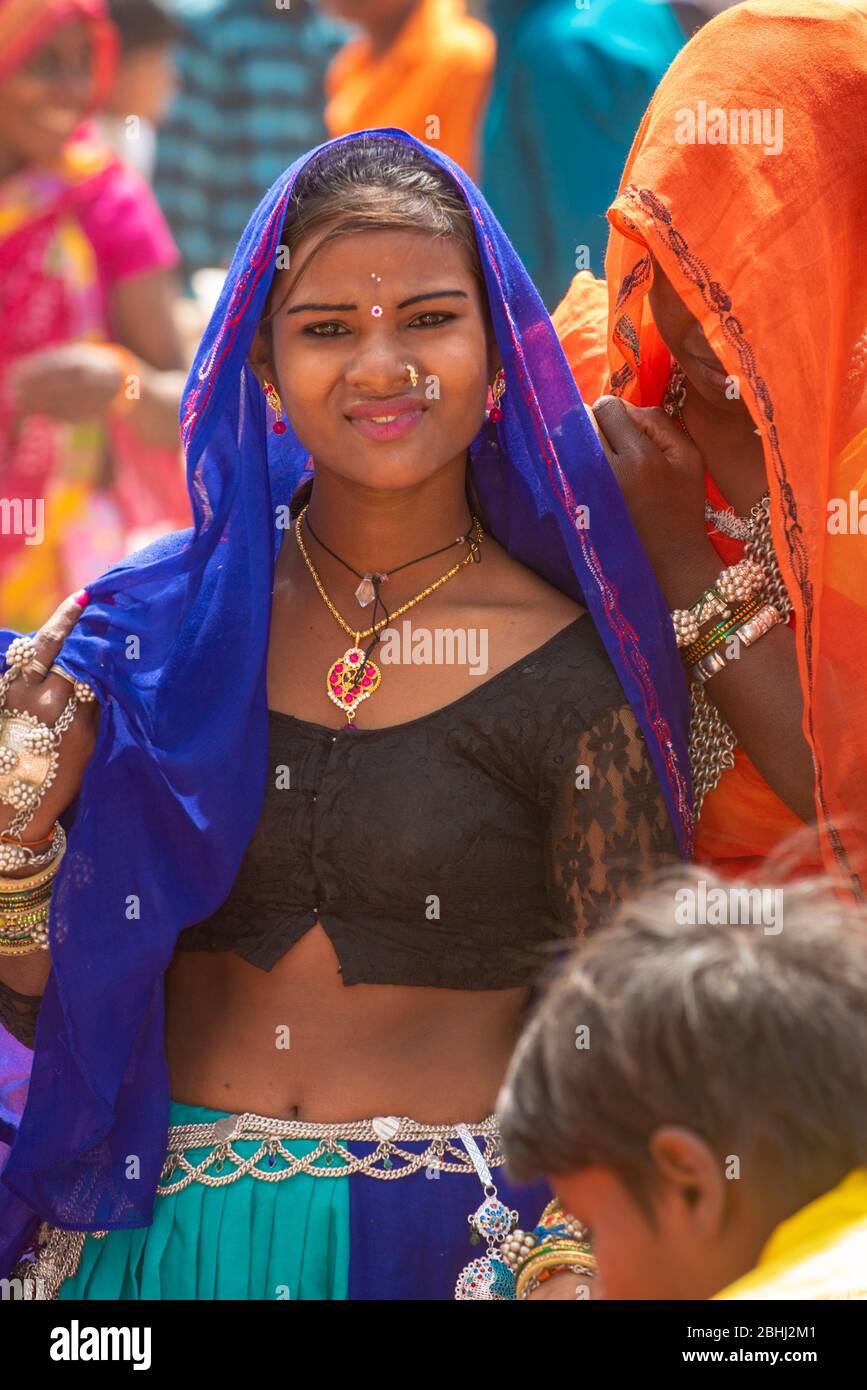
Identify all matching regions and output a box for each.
[406,363,419,387]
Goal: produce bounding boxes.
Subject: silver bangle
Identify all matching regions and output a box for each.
[691,648,729,683]
[734,603,782,648]
[0,821,66,874]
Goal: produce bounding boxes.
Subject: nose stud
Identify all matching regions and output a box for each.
[406,363,419,387]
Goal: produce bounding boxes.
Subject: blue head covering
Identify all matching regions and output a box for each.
[0,129,691,1271]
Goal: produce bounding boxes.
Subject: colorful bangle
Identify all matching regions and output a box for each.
[671,558,764,648]
[0,935,43,955]
[731,602,783,649]
[0,837,64,951]
[515,1245,597,1300]
[0,834,66,895]
[681,593,764,667]
[504,1197,596,1299]
[689,603,782,684]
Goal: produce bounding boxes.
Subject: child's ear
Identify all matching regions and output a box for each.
[649,1125,726,1236]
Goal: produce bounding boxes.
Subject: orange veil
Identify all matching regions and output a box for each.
[554,0,867,890]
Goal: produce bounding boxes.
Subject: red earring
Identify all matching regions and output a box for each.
[488,368,506,422]
[263,380,287,435]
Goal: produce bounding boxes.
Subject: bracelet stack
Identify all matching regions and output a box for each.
[0,826,66,954]
[500,1198,596,1299]
[671,559,782,684]
[1,638,96,863]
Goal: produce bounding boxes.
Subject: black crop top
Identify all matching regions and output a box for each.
[0,617,679,1047]
[172,616,678,989]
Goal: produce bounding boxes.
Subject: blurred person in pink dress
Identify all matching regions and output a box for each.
[0,0,190,632]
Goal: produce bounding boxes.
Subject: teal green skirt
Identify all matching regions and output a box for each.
[57,1101,350,1301]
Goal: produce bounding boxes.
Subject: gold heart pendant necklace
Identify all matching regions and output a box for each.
[294,507,483,727]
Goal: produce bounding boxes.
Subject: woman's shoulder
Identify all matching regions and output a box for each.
[460,608,627,744]
[521,611,627,720]
[450,539,629,735]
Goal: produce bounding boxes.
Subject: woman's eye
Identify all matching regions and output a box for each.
[410,312,454,328]
[303,322,349,338]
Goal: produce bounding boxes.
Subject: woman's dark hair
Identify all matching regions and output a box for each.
[259,135,493,525]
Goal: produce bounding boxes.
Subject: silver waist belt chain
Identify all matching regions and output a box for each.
[159,1110,504,1192]
[10,1112,505,1300]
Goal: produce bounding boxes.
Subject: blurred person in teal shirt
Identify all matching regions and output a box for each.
[481,1,734,307]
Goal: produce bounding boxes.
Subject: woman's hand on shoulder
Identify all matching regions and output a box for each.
[1,593,100,858]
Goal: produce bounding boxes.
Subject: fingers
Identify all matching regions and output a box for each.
[591,395,646,458]
[618,401,696,461]
[583,402,616,467]
[17,590,90,689]
[593,397,700,474]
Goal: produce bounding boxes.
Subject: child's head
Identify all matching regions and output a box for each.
[498,869,867,1299]
[104,0,180,126]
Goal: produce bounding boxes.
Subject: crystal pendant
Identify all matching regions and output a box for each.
[355,575,376,608]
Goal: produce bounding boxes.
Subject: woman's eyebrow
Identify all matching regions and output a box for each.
[284,289,469,315]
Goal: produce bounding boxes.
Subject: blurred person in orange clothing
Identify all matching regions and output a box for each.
[0,0,190,632]
[321,0,494,179]
[552,0,867,889]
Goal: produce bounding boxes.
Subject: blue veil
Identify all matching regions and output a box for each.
[0,129,691,1271]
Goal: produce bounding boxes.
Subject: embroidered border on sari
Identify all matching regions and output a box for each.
[611,184,855,888]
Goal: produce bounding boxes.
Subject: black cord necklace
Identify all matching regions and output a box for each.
[303,512,480,658]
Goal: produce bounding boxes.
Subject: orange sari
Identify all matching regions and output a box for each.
[324,0,495,179]
[553,0,867,888]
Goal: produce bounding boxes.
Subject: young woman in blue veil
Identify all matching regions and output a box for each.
[0,129,692,1301]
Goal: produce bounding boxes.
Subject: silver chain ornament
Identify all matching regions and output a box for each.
[662,366,790,815]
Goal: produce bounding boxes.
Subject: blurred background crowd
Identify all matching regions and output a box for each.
[0,0,738,631]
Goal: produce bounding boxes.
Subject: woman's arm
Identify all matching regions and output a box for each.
[0,596,99,1006]
[108,266,187,446]
[547,701,681,938]
[8,268,186,450]
[592,397,816,824]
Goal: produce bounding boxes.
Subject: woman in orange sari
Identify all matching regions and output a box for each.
[554,0,867,889]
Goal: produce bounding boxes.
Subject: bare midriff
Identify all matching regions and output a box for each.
[164,923,529,1123]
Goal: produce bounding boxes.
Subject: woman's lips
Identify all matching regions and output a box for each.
[347,410,425,441]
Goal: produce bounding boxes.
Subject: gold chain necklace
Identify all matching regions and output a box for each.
[294,506,484,725]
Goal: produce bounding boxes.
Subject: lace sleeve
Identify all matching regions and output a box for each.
[0,978,42,1050]
[545,701,680,938]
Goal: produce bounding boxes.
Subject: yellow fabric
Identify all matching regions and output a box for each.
[324,0,495,179]
[715,1169,867,1301]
